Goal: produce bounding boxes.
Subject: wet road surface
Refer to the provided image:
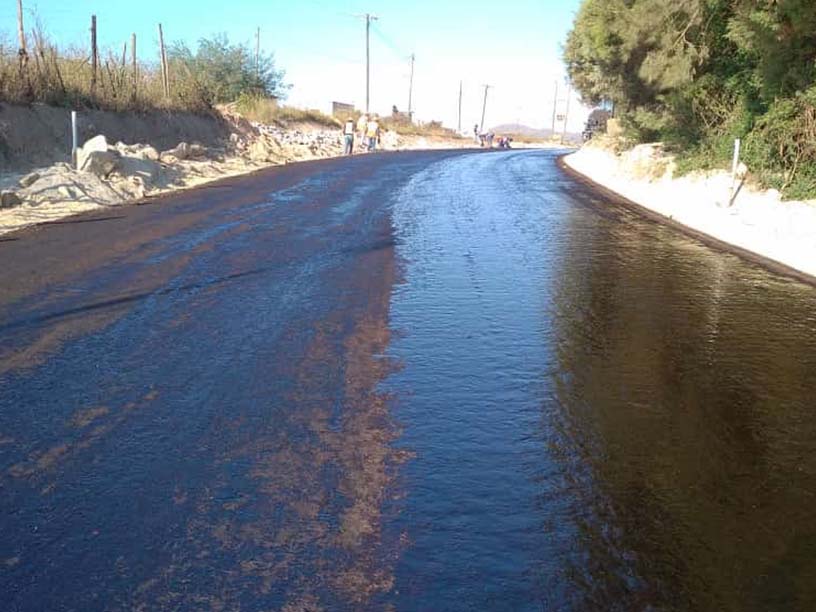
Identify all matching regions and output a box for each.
[1,150,816,611]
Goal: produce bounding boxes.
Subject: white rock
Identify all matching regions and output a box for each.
[80,150,119,177]
[19,172,40,188]
[77,135,109,170]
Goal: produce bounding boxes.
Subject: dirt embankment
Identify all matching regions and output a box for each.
[564,140,816,280]
[0,103,468,236]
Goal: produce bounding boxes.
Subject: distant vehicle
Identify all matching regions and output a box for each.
[583,109,612,141]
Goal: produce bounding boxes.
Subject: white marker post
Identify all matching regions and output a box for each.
[728,138,741,207]
[71,111,79,169]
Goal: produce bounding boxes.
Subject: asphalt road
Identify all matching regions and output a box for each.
[2,149,815,611]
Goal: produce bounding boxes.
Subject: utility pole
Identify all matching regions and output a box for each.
[550,80,558,139]
[457,80,463,134]
[255,27,261,79]
[561,82,572,144]
[480,84,491,133]
[363,13,378,114]
[407,53,415,122]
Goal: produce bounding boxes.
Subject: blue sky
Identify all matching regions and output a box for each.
[4,0,588,130]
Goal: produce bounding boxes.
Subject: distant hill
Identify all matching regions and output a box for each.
[489,124,553,138]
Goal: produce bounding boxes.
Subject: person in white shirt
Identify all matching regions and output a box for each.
[343,118,355,155]
[356,114,369,149]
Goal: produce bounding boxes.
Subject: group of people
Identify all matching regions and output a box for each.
[473,125,512,149]
[343,114,381,155]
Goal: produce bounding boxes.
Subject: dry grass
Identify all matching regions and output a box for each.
[1,29,212,113]
[235,94,340,128]
[379,117,460,139]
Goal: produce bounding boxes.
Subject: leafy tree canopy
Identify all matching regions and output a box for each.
[564,0,816,197]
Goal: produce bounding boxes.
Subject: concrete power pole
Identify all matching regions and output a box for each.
[364,13,378,114]
[407,53,415,121]
[480,84,491,133]
[458,80,463,134]
[550,80,558,139]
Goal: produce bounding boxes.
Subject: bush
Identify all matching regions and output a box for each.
[743,86,816,200]
[167,34,287,106]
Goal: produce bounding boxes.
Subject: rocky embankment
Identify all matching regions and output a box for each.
[0,108,464,236]
[564,141,816,280]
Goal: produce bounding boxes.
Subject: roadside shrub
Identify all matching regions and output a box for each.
[167,34,287,106]
[743,86,816,200]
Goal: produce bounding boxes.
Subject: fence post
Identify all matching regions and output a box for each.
[158,24,169,99]
[131,33,137,101]
[17,0,29,84]
[90,15,98,97]
[17,0,27,57]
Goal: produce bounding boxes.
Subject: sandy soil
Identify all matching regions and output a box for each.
[564,143,816,279]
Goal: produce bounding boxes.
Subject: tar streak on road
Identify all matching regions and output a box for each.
[1,150,815,611]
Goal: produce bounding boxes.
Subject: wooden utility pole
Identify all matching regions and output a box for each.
[480,84,491,133]
[561,83,572,143]
[90,15,98,97]
[550,80,558,139]
[457,80,463,134]
[407,53,415,122]
[255,27,261,78]
[158,23,169,98]
[131,33,137,99]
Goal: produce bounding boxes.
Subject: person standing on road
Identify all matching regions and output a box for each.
[366,115,380,152]
[356,114,369,150]
[343,118,355,155]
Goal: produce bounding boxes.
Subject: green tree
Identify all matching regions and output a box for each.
[565,0,732,138]
[168,33,288,105]
[727,0,816,101]
[564,0,816,197]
